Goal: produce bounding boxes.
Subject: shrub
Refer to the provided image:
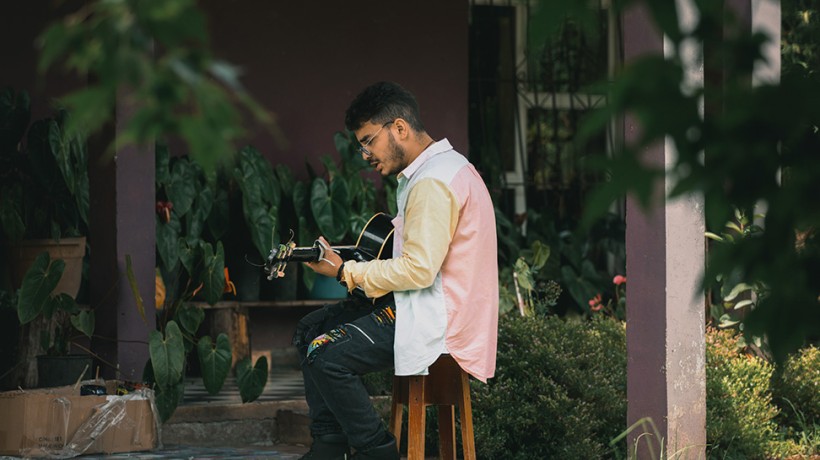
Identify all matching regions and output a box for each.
[466,316,816,459]
[705,328,797,459]
[772,345,820,429]
[471,315,627,460]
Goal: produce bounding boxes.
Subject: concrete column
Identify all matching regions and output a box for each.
[89,92,156,381]
[751,0,780,86]
[623,1,706,458]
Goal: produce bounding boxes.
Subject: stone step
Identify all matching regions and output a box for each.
[162,396,392,448]
[163,399,311,448]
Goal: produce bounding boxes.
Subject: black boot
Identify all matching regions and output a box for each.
[299,433,351,460]
[351,432,400,460]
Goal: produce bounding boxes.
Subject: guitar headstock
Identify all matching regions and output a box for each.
[264,241,296,280]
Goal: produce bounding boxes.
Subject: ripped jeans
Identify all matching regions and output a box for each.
[293,295,396,450]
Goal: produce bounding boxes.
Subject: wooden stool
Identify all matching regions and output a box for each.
[389,354,476,460]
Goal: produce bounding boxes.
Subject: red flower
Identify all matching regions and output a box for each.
[589,293,604,312]
[613,275,627,286]
[155,200,173,223]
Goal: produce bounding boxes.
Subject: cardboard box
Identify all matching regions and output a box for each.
[0,380,158,458]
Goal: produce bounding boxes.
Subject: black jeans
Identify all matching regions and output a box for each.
[293,295,395,450]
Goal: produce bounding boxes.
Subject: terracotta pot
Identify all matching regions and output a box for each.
[8,237,87,297]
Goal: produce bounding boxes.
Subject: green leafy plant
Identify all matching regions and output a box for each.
[496,208,623,318]
[772,345,820,433]
[0,88,91,360]
[572,0,820,363]
[469,314,816,459]
[134,144,271,422]
[232,145,280,261]
[15,252,94,356]
[705,328,801,459]
[471,315,627,460]
[155,144,228,307]
[705,208,769,353]
[0,87,89,243]
[500,240,559,316]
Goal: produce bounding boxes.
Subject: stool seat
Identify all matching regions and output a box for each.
[389,354,476,460]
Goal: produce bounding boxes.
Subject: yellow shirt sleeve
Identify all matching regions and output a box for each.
[342,178,459,298]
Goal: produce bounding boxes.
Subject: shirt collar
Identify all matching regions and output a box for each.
[398,138,453,180]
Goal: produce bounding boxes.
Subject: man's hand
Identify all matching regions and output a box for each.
[304,236,344,278]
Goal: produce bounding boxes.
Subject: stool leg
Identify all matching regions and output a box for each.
[459,373,476,460]
[389,376,403,450]
[438,405,456,460]
[407,376,426,460]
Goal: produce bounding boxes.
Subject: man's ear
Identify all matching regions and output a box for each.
[393,118,411,140]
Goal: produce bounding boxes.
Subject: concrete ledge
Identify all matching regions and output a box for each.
[167,399,309,423]
[162,399,310,447]
[161,396,393,448]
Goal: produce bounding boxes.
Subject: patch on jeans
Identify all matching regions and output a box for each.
[306,327,348,360]
[372,305,395,326]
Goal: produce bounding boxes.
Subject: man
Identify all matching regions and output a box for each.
[294,81,498,460]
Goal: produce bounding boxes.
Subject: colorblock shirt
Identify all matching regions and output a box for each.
[342,139,499,382]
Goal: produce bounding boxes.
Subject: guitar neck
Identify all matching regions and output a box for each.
[285,245,366,263]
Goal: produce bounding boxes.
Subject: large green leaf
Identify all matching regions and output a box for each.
[561,263,600,312]
[17,252,64,324]
[310,178,350,242]
[199,241,225,305]
[167,158,198,216]
[234,147,279,258]
[156,216,181,273]
[154,381,184,423]
[70,310,95,338]
[178,237,200,276]
[236,355,268,403]
[52,292,79,315]
[206,187,230,241]
[70,136,89,227]
[530,241,551,271]
[243,200,274,259]
[197,334,231,395]
[148,320,185,389]
[186,186,213,240]
[176,303,205,334]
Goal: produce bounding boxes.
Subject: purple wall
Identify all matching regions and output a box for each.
[202,0,469,178]
[2,1,469,175]
[2,1,470,364]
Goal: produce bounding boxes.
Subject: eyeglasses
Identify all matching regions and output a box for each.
[358,121,394,158]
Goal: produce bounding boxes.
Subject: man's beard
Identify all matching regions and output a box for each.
[383,132,406,175]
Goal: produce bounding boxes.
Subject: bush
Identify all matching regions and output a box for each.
[705,328,797,459]
[471,315,627,460]
[772,345,820,429]
[465,316,816,459]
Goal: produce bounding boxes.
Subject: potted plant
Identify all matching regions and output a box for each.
[1,88,89,286]
[15,252,95,388]
[146,144,268,422]
[0,87,90,388]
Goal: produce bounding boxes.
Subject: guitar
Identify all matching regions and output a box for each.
[264,213,395,300]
